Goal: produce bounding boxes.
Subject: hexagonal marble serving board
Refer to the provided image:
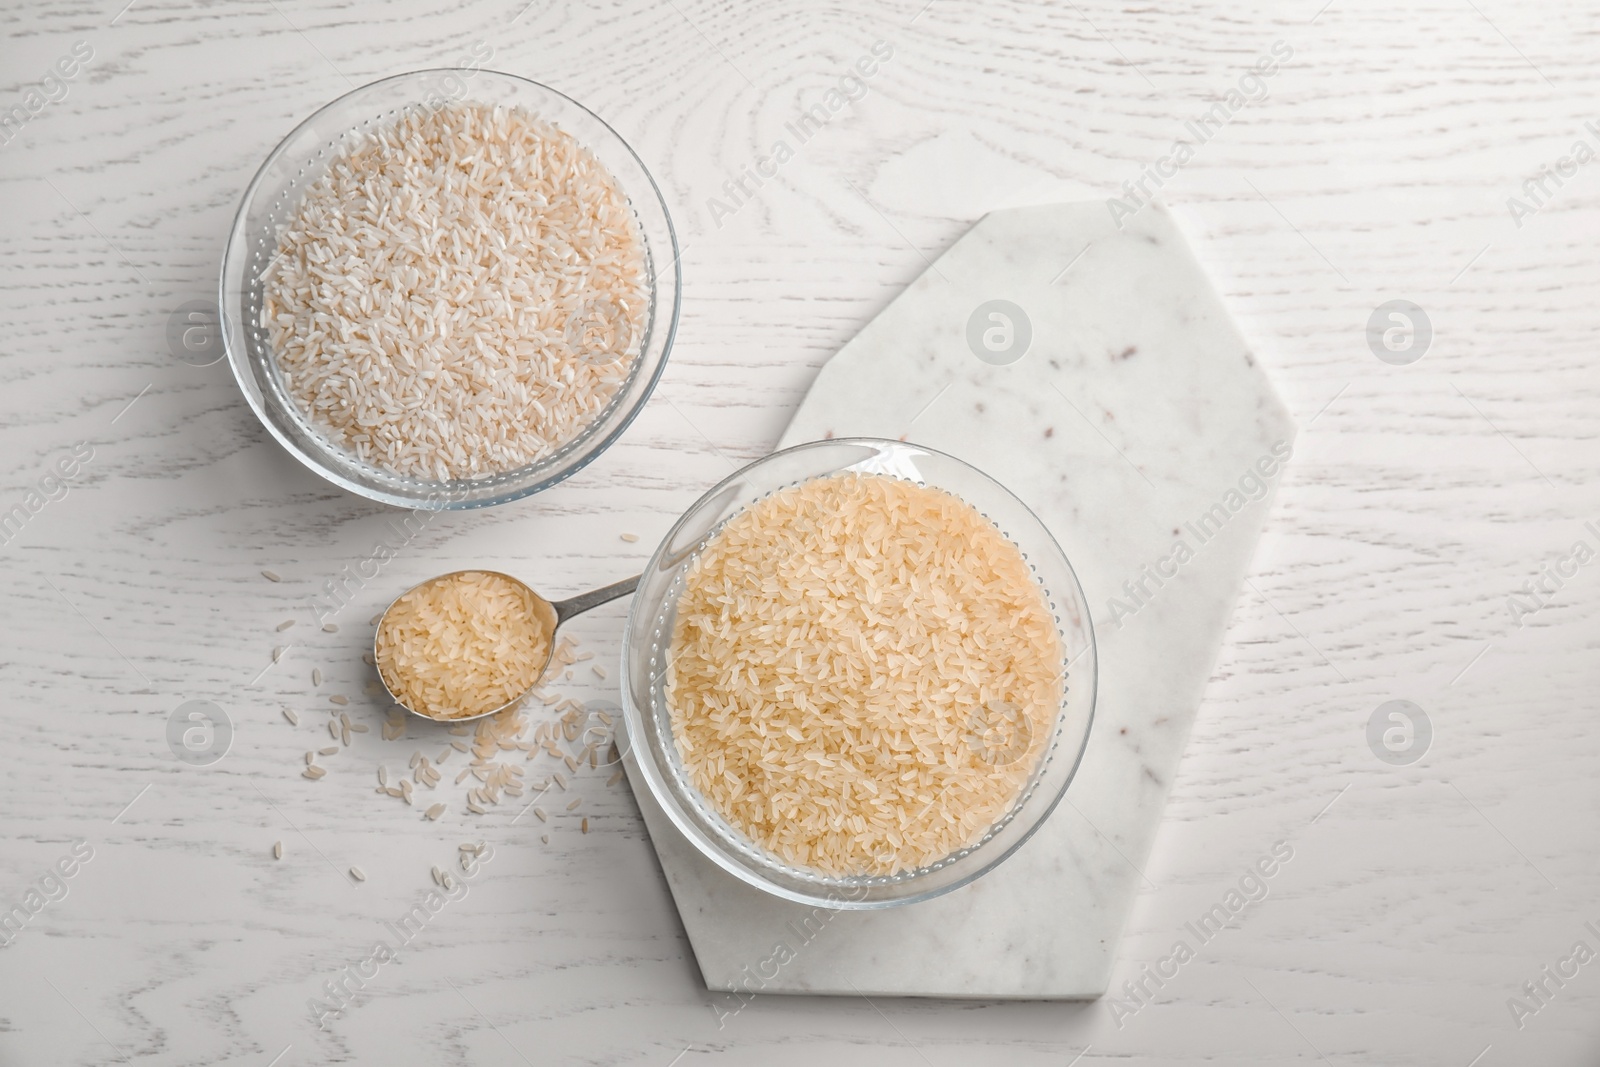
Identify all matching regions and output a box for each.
[624,200,1295,998]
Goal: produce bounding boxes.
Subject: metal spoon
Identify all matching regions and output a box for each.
[374,570,639,723]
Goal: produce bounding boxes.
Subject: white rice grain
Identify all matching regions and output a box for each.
[262,102,648,481]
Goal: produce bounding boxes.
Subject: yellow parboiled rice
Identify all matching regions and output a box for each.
[376,571,549,720]
[666,472,1063,876]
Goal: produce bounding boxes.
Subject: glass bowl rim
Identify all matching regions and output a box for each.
[620,435,1099,909]
[218,67,682,511]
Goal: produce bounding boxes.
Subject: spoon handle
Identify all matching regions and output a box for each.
[551,574,640,625]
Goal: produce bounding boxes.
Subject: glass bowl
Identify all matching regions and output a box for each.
[219,69,680,510]
[621,438,1097,909]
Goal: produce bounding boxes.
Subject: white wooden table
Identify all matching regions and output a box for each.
[2,1,1597,1063]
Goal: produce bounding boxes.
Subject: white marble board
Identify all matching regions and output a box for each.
[626,199,1297,998]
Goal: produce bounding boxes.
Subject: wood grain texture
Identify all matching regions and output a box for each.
[1,0,1597,1063]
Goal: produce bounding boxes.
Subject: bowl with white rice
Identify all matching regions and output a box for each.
[622,438,1097,909]
[220,69,680,509]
